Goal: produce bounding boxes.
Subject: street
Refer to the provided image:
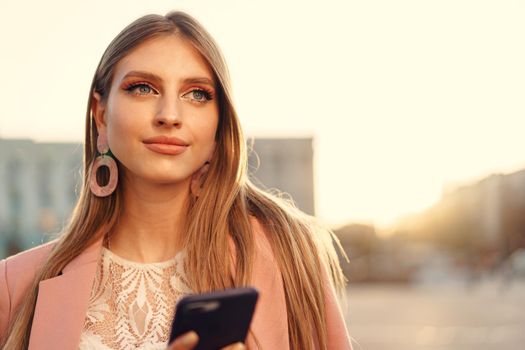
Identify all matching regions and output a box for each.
[344,280,525,350]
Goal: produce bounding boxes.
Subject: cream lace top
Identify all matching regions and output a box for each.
[78,247,192,350]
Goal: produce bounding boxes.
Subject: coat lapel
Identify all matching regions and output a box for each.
[28,237,104,350]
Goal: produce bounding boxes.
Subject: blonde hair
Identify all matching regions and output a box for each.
[2,11,346,349]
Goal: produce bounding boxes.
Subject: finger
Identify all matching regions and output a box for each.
[220,342,246,350]
[167,331,199,350]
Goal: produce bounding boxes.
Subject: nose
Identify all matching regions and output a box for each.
[153,95,182,128]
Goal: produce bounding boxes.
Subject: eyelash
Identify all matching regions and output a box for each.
[123,82,156,95]
[123,82,214,104]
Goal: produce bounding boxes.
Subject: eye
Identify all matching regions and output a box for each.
[182,88,214,104]
[123,82,157,95]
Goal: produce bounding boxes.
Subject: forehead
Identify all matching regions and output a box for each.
[112,34,215,84]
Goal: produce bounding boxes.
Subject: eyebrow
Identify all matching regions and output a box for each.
[122,70,216,88]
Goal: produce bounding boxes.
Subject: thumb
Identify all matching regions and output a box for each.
[167,331,199,350]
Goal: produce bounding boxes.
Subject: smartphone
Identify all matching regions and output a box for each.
[169,287,259,350]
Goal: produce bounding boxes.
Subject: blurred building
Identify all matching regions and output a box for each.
[0,137,314,258]
[499,169,525,256]
[334,223,431,283]
[0,139,83,257]
[394,168,525,269]
[247,137,315,216]
[335,168,525,284]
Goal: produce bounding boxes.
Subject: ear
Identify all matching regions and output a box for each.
[91,91,107,134]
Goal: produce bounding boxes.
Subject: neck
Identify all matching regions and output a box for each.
[108,175,192,263]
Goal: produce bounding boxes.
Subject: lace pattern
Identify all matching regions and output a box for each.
[79,247,192,349]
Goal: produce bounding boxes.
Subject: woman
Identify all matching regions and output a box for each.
[0,10,352,350]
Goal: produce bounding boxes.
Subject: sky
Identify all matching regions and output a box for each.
[1,0,524,228]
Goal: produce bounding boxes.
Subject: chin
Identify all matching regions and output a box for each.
[124,167,193,186]
[146,173,191,185]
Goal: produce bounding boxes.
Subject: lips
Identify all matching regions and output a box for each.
[143,136,189,155]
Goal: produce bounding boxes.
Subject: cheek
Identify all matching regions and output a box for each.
[194,116,219,158]
[104,98,144,158]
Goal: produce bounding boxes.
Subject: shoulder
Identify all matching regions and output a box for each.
[0,240,57,341]
[1,240,57,293]
[245,215,290,349]
[248,215,275,262]
[0,241,57,306]
[2,239,57,266]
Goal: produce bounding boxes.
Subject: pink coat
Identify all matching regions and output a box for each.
[0,219,352,349]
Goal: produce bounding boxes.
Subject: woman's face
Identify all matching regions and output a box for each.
[92,34,219,187]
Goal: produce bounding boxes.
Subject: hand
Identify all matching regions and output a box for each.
[167,331,246,350]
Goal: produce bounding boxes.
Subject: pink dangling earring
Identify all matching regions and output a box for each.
[89,133,118,197]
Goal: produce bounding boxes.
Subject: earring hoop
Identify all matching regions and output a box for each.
[89,133,118,197]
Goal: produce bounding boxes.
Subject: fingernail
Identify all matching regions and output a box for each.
[233,343,246,350]
[181,331,199,346]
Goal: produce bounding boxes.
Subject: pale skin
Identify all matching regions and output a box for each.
[92,34,244,350]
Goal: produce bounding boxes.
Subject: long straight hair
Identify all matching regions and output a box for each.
[2,11,346,350]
